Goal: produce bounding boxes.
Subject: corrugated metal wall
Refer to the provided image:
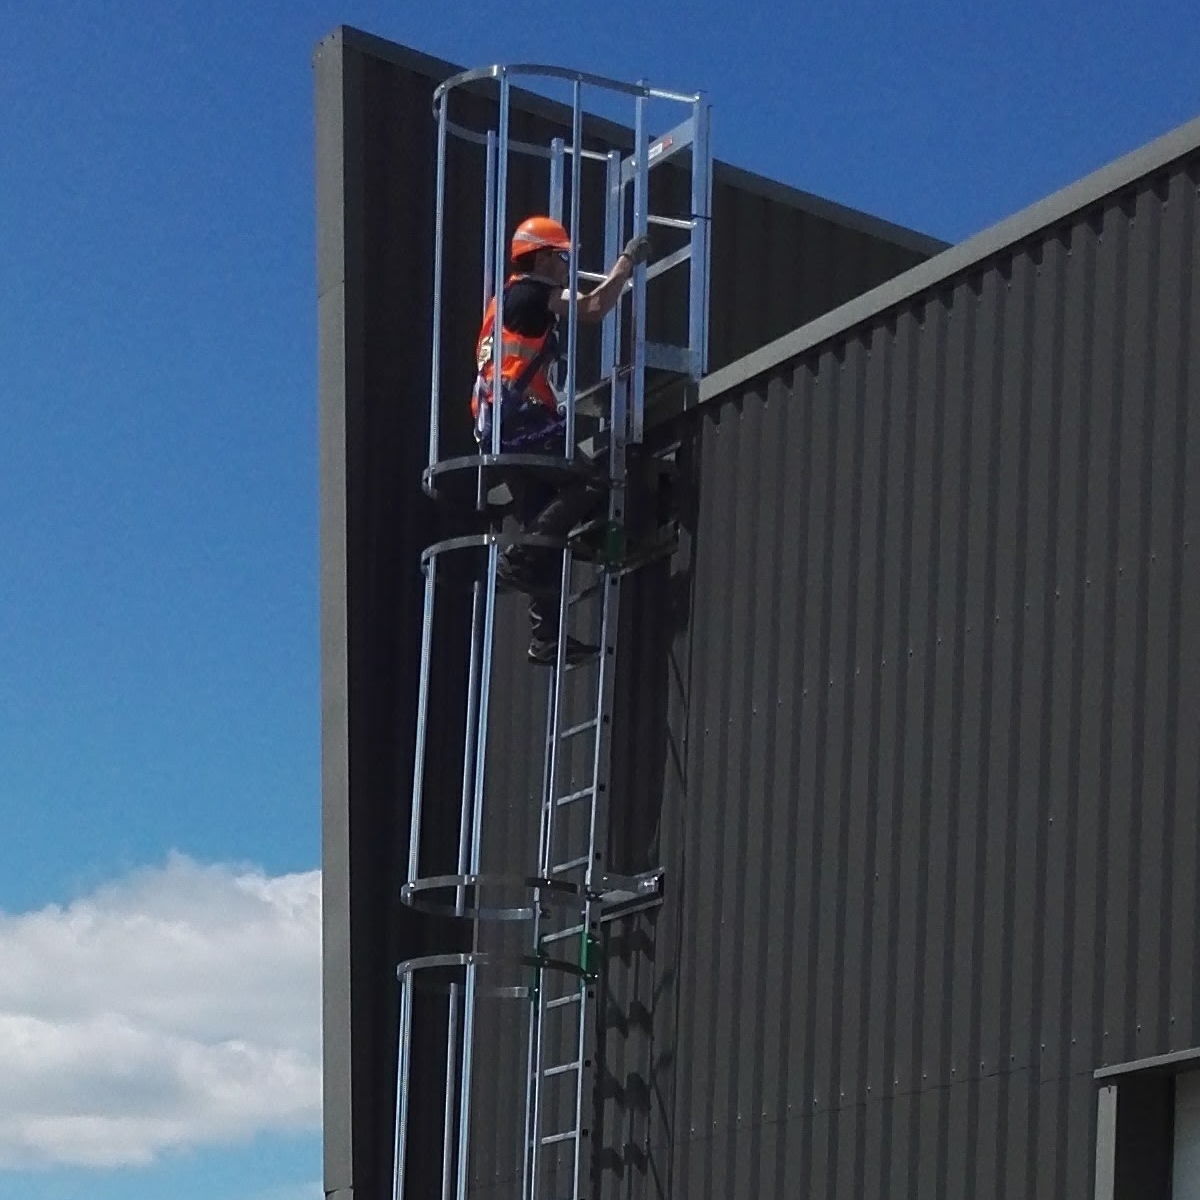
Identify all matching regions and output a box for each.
[315,24,945,1200]
[567,148,1200,1200]
[320,16,1200,1199]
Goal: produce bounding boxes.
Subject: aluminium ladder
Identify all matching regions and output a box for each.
[396,64,713,1200]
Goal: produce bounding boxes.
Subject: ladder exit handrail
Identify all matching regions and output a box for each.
[424,63,711,479]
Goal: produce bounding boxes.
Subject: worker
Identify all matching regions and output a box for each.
[471,215,651,665]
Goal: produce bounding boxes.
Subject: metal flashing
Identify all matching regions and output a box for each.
[1095,1046,1200,1081]
[698,107,1200,405]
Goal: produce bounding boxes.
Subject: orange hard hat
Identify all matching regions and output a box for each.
[510,215,572,261]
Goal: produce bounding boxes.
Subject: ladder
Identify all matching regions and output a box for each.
[395,64,712,1200]
[521,100,712,1200]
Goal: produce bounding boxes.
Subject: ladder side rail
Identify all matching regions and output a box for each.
[546,137,566,412]
[690,97,713,377]
[539,74,586,883]
[553,123,632,1200]
[534,79,587,1200]
[538,127,565,941]
[565,79,583,459]
[526,117,572,1200]
[539,591,573,870]
[535,100,629,1200]
[601,150,622,407]
[536,80,586,897]
[568,112,651,1193]
[556,137,635,1200]
[429,92,449,471]
[489,73,511,458]
[525,686,561,1200]
[566,428,627,1200]
[630,93,649,444]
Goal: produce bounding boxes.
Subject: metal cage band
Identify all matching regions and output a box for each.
[399,871,593,921]
[396,950,590,998]
[421,451,606,507]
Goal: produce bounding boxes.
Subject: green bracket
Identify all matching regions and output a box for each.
[602,520,627,565]
[580,931,603,979]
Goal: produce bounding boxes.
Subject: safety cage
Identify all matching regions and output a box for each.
[395,62,713,1200]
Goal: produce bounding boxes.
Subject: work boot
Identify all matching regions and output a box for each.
[496,549,553,597]
[527,635,600,667]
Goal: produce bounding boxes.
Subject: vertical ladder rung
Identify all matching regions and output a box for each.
[551,855,589,874]
[541,923,586,945]
[644,340,695,372]
[646,244,693,283]
[560,717,598,740]
[648,213,696,230]
[556,786,595,807]
[542,1059,583,1078]
[540,1128,579,1147]
[546,992,582,1010]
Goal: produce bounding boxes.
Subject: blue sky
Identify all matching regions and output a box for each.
[1,0,1197,1197]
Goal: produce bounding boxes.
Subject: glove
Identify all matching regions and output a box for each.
[621,234,652,266]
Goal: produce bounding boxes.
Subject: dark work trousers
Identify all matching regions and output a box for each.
[500,432,606,646]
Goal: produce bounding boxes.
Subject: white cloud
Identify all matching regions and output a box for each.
[0,854,321,1169]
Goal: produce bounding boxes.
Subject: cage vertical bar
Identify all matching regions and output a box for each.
[630,92,649,443]
[406,561,436,886]
[428,92,448,471]
[689,95,712,377]
[490,71,511,457]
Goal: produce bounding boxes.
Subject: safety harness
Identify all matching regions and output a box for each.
[473,288,566,449]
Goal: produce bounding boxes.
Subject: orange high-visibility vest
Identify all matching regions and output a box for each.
[470,275,559,419]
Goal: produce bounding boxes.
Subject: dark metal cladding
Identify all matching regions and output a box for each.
[316,22,943,1200]
[593,141,1200,1199]
[317,16,1200,1200]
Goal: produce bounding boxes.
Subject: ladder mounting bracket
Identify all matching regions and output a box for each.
[594,868,665,923]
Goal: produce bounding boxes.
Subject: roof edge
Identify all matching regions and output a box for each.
[315,25,945,259]
[699,108,1200,404]
[315,25,637,149]
[315,24,460,80]
[1095,1045,1200,1080]
[711,158,949,259]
